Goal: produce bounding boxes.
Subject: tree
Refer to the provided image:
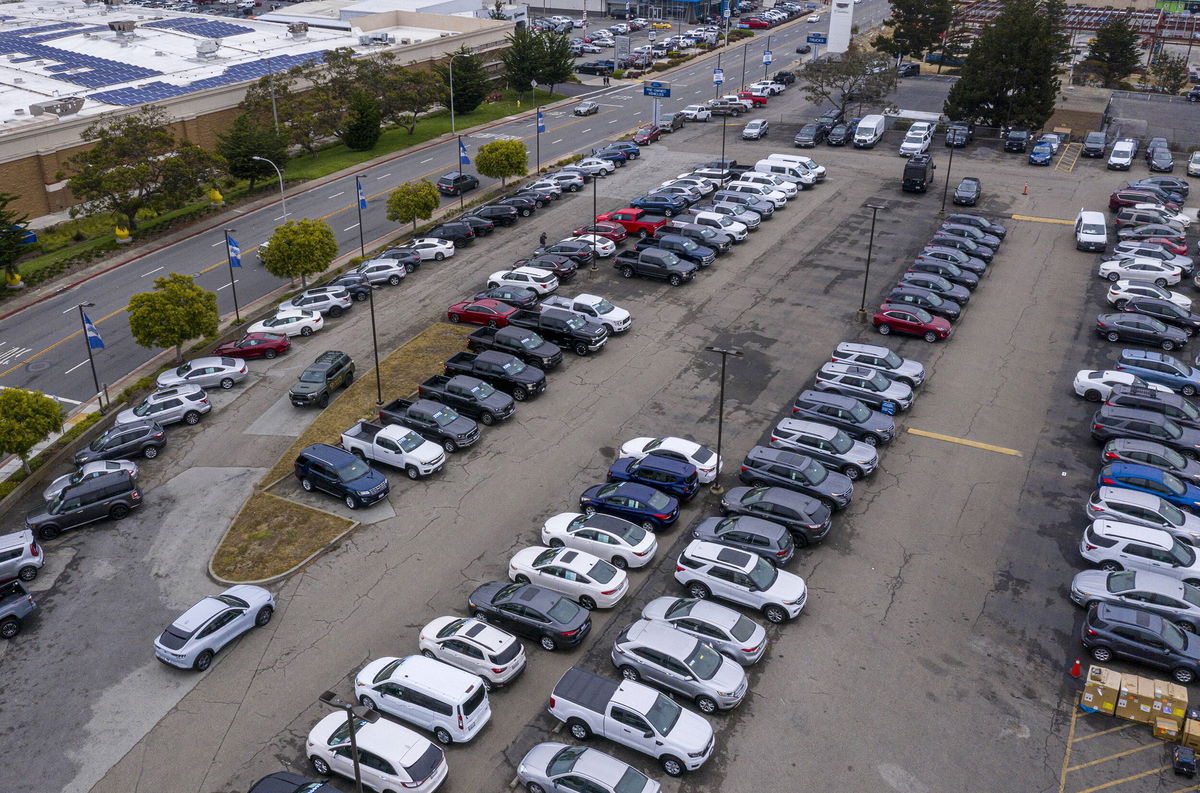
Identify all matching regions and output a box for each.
[1087,18,1141,88]
[260,218,337,287]
[127,273,218,364]
[1151,52,1190,95]
[0,389,61,475]
[215,114,287,191]
[386,180,440,232]
[502,28,543,101]
[871,0,952,59]
[436,48,490,115]
[476,139,528,185]
[537,32,576,98]
[488,0,507,20]
[340,89,382,151]
[0,193,30,284]
[63,106,224,231]
[240,64,341,157]
[798,48,897,118]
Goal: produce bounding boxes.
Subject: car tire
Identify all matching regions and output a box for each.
[1082,389,1102,402]
[194,649,214,671]
[1178,620,1196,633]
[473,609,489,622]
[515,574,530,584]
[574,342,590,357]
[443,439,459,453]
[109,504,130,520]
[688,581,711,599]
[1164,340,1177,351]
[877,323,891,336]
[448,313,461,324]
[1175,667,1197,685]
[695,695,718,714]
[620,665,641,681]
[622,266,636,279]
[255,606,273,627]
[923,331,938,343]
[540,635,558,651]
[863,434,881,447]
[578,595,597,610]
[568,719,591,740]
[435,252,445,261]
[219,377,236,391]
[354,292,368,302]
[301,478,314,492]
[843,465,863,480]
[669,274,682,286]
[1089,645,1113,663]
[527,784,546,793]
[310,755,332,777]
[570,184,581,193]
[387,274,403,286]
[1100,560,1123,572]
[1106,272,1120,282]
[36,525,60,542]
[329,306,344,318]
[300,326,314,337]
[641,519,657,532]
[434,727,453,745]
[405,465,420,480]
[264,349,278,359]
[1156,278,1168,287]
[664,209,674,218]
[184,411,201,425]
[521,208,532,217]
[0,617,20,639]
[611,555,628,570]
[1185,385,1197,397]
[317,393,329,408]
[17,565,37,582]
[513,386,528,401]
[344,495,359,510]
[764,604,789,624]
[661,756,685,777]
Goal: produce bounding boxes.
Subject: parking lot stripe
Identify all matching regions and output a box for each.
[1074,765,1171,793]
[906,428,1023,457]
[1059,697,1082,793]
[1067,741,1160,772]
[1011,214,1075,225]
[1071,723,1136,744]
[1170,783,1200,793]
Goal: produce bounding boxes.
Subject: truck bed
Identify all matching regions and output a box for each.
[553,666,620,714]
[342,420,384,442]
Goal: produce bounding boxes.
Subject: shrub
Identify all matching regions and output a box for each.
[117,375,157,407]
[611,69,626,80]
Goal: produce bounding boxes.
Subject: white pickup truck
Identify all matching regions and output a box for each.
[340,420,445,480]
[538,294,631,334]
[547,666,714,777]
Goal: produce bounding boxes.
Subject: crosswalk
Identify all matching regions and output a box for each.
[0,341,32,368]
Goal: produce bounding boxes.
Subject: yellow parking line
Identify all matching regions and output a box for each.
[906,428,1023,457]
[1067,742,1160,772]
[1010,214,1075,225]
[1060,696,1082,793]
[1171,783,1200,793]
[1072,723,1136,744]
[1074,766,1170,793]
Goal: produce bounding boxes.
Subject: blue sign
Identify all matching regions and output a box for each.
[806,33,827,44]
[762,49,772,65]
[643,80,671,98]
[880,400,897,416]
[713,68,724,85]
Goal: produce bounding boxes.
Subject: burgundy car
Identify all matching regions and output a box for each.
[213,332,290,360]
[1109,190,1180,212]
[873,305,953,343]
[632,127,663,145]
[571,221,628,243]
[446,298,518,327]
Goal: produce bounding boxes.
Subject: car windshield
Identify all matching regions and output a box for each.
[715,217,735,228]
[742,487,767,505]
[336,458,371,482]
[174,363,192,376]
[468,381,495,400]
[730,614,757,642]
[299,371,325,383]
[563,316,586,330]
[588,561,618,584]
[502,358,527,375]
[910,307,935,324]
[645,693,682,735]
[683,641,724,680]
[802,458,827,483]
[866,370,892,390]
[1170,538,1197,566]
[1180,400,1200,421]
[1082,224,1106,235]
[132,401,152,417]
[547,745,586,776]
[1107,571,1137,593]
[1164,619,1188,651]
[432,408,458,427]
[547,596,582,623]
[1185,585,1200,609]
[748,555,778,589]
[1163,418,1184,440]
[646,489,673,511]
[329,717,368,746]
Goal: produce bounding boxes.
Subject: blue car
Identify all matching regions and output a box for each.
[630,193,687,216]
[1098,461,1200,511]
[600,141,641,160]
[1115,349,1200,396]
[579,481,680,531]
[591,149,628,167]
[606,454,700,500]
[1028,142,1054,165]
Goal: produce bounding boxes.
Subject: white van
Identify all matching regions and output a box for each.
[355,655,492,744]
[725,181,788,207]
[765,153,827,181]
[853,114,886,148]
[753,159,816,188]
[1107,139,1137,171]
[1075,209,1108,252]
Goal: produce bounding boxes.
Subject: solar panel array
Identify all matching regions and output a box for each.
[87,51,327,105]
[0,22,162,87]
[141,18,253,38]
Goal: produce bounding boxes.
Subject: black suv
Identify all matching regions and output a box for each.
[1106,385,1200,429]
[1003,128,1030,152]
[290,350,355,408]
[1083,602,1200,684]
[1082,131,1107,157]
[469,205,520,227]
[1122,297,1200,336]
[325,273,374,302]
[738,446,853,509]
[945,122,973,147]
[719,485,832,546]
[790,389,895,446]
[26,471,142,541]
[428,221,477,247]
[294,443,389,510]
[886,286,962,322]
[1091,404,1200,458]
[436,171,479,196]
[459,215,495,236]
[73,420,166,464]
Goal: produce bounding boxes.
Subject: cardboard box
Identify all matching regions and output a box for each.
[1082,666,1121,715]
[1155,716,1182,741]
[1154,680,1189,720]
[1183,719,1200,751]
[1116,674,1151,722]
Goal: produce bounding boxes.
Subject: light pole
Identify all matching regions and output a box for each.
[355,175,384,405]
[590,173,599,272]
[318,690,380,793]
[704,345,742,495]
[448,52,469,134]
[76,301,104,408]
[251,156,286,220]
[939,143,955,214]
[857,200,887,322]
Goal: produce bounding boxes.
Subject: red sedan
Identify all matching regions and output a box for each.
[873,305,952,343]
[1109,190,1179,212]
[1144,236,1190,255]
[213,332,290,360]
[446,298,518,327]
[571,221,629,243]
[632,127,663,145]
[742,17,770,28]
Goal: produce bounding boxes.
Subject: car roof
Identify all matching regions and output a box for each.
[387,654,482,693]
[819,361,875,377]
[667,597,742,628]
[683,539,756,571]
[1098,485,1164,508]
[541,547,603,574]
[776,417,839,440]
[836,341,890,357]
[172,595,229,632]
[1093,518,1174,547]
[147,383,205,400]
[512,266,554,277]
[450,617,514,652]
[300,442,357,466]
[1096,601,1165,630]
[623,618,697,655]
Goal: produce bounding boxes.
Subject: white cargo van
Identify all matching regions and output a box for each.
[1075,209,1108,252]
[753,159,816,187]
[1107,139,1137,171]
[853,114,886,148]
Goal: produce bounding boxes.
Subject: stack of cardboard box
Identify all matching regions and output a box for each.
[1084,665,1192,742]
[1116,675,1156,724]
[1183,719,1200,751]
[1082,665,1121,715]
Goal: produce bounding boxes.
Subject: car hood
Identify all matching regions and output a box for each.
[765,567,808,604]
[481,391,517,411]
[42,473,74,502]
[846,440,879,468]
[469,581,507,607]
[156,372,187,388]
[609,458,637,479]
[899,140,925,152]
[816,468,855,499]
[707,656,747,695]
[345,469,388,494]
[1069,569,1112,599]
[507,363,547,385]
[669,705,715,750]
[290,381,325,396]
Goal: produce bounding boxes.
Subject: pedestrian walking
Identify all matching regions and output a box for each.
[603,74,610,86]
[539,232,548,247]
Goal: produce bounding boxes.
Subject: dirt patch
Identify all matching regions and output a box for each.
[211,491,355,582]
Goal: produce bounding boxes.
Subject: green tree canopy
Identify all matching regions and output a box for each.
[261,218,338,287]
[0,388,62,474]
[1087,18,1141,87]
[240,64,341,157]
[871,0,952,59]
[536,32,576,97]
[799,48,897,118]
[1151,52,1190,95]
[386,180,440,231]
[436,48,490,115]
[127,273,219,363]
[340,89,382,151]
[0,193,30,282]
[63,106,224,231]
[216,113,287,191]
[502,28,542,101]
[475,139,528,185]
[390,68,447,134]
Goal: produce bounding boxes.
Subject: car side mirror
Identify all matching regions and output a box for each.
[643,730,654,739]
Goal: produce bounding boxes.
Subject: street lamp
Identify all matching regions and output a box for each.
[76,301,104,408]
[704,345,742,495]
[318,690,380,793]
[251,156,287,221]
[448,52,469,135]
[939,143,955,214]
[857,200,888,323]
[355,174,384,406]
[590,172,599,272]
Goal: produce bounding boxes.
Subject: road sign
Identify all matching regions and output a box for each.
[643,80,671,98]
[713,68,724,85]
[762,49,772,65]
[615,34,631,62]
[806,33,827,44]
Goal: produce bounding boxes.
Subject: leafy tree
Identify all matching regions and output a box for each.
[340,89,382,151]
[488,0,506,19]
[127,273,218,363]
[502,28,543,101]
[63,106,224,231]
[436,48,490,115]
[0,193,30,284]
[240,64,340,157]
[871,0,952,59]
[475,139,528,185]
[0,389,61,475]
[798,48,897,118]
[386,180,440,232]
[215,113,287,191]
[1087,18,1141,88]
[390,68,447,134]
[1151,52,1190,95]
[260,218,337,287]
[537,32,576,97]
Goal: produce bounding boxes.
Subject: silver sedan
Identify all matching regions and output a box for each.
[156,356,248,390]
[1071,569,1200,631]
[517,742,661,793]
[641,595,767,664]
[43,459,138,502]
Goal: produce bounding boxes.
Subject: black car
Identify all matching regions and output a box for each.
[532,241,595,267]
[460,215,495,236]
[774,69,796,85]
[248,772,338,793]
[294,443,389,510]
[498,196,541,216]
[896,62,920,77]
[1136,175,1190,198]
[1106,385,1200,430]
[1122,297,1200,337]
[1146,138,1170,160]
[467,581,591,651]
[473,285,540,309]
[906,258,980,290]
[1189,87,1200,103]
[513,254,579,282]
[1150,148,1175,173]
[691,515,795,565]
[436,171,479,196]
[1083,602,1200,684]
[1090,404,1200,458]
[944,212,1007,238]
[826,120,857,146]
[918,246,988,275]
[738,446,853,510]
[793,123,826,148]
[897,271,971,306]
[1082,131,1107,157]
[1096,312,1188,351]
[813,109,843,130]
[953,177,981,206]
[885,287,962,322]
[470,205,520,227]
[325,272,374,302]
[513,189,551,208]
[719,485,832,545]
[927,232,994,262]
[74,419,166,464]
[1003,128,1030,152]
[945,122,973,147]
[428,221,476,247]
[795,43,811,54]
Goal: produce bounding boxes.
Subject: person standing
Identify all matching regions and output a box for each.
[539,232,548,247]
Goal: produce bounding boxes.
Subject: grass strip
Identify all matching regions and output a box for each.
[210,490,355,581]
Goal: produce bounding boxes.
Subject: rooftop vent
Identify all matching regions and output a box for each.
[196,39,219,58]
[107,20,136,35]
[30,97,85,116]
[287,21,308,39]
[14,108,25,116]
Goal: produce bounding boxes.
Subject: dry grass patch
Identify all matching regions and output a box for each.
[211,491,355,582]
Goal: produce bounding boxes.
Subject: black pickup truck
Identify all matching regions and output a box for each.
[612,249,698,286]
[443,351,546,401]
[467,326,563,370]
[418,374,516,425]
[507,308,608,357]
[377,397,480,452]
[634,234,717,267]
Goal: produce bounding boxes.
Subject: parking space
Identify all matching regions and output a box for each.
[1058,698,1190,793]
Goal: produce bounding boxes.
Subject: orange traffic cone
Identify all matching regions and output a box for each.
[1070,658,1082,678]
[1023,181,1029,196]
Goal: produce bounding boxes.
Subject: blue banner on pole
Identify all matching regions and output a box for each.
[357,179,367,210]
[459,138,471,165]
[537,110,545,133]
[83,312,105,350]
[227,233,241,268]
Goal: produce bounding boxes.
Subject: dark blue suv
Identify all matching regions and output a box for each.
[294,443,389,510]
[606,455,700,500]
[578,481,680,531]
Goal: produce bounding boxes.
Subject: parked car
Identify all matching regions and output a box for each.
[306,712,446,791]
[508,546,628,609]
[691,514,794,565]
[1074,370,1171,402]
[25,469,142,541]
[1101,438,1200,490]
[467,580,591,651]
[579,481,680,531]
[1082,601,1200,683]
[673,540,807,624]
[540,512,658,570]
[246,309,324,338]
[738,445,853,509]
[640,596,767,665]
[607,455,699,500]
[354,258,409,285]
[770,418,878,480]
[953,177,981,206]
[1113,348,1200,396]
[0,580,35,639]
[517,743,662,793]
[294,442,388,509]
[418,615,525,689]
[1107,280,1191,311]
[153,585,274,671]
[610,619,747,713]
[445,298,519,328]
[436,171,479,195]
[212,332,290,361]
[156,356,247,391]
[1089,404,1200,459]
[617,437,720,483]
[742,119,769,140]
[1095,312,1188,351]
[289,350,354,408]
[790,389,896,446]
[116,384,210,427]
[873,305,953,343]
[73,420,165,464]
[1087,487,1200,544]
[279,288,353,318]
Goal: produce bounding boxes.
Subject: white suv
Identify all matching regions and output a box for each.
[673,540,807,623]
[1080,520,1200,584]
[830,342,926,387]
[417,615,526,689]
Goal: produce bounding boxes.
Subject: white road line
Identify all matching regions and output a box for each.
[581,128,592,133]
[420,157,433,163]
[633,111,642,115]
[64,359,89,375]
[274,213,290,221]
[211,239,225,247]
[375,173,392,180]
[62,305,79,314]
[695,89,702,93]
[344,223,360,231]
[0,346,31,365]
[608,119,618,123]
[52,394,82,406]
[329,191,345,199]
[140,266,164,277]
[216,279,240,291]
[551,138,563,144]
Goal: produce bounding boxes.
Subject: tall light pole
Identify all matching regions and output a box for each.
[251,156,286,221]
[76,301,104,407]
[857,200,887,322]
[318,691,380,793]
[591,173,599,272]
[704,345,742,495]
[939,143,955,214]
[448,52,469,134]
[355,175,384,405]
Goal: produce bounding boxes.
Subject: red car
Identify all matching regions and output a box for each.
[213,332,290,360]
[873,304,952,343]
[1143,236,1189,255]
[446,298,518,327]
[572,221,629,243]
[743,17,770,28]
[632,127,662,145]
[1109,189,1179,212]
[737,91,768,107]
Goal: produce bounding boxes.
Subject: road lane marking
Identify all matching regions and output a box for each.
[211,239,225,247]
[1011,214,1074,225]
[375,173,391,180]
[64,359,89,375]
[551,138,563,144]
[0,304,125,379]
[633,111,642,115]
[328,191,345,199]
[608,119,618,123]
[344,223,360,231]
[581,128,592,132]
[0,346,31,365]
[1066,742,1159,772]
[906,428,1023,457]
[216,279,240,291]
[140,266,164,277]
[420,157,433,163]
[1071,723,1134,744]
[1074,767,1171,793]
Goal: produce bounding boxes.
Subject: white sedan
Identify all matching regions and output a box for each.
[1098,257,1181,286]
[487,266,559,294]
[246,309,324,337]
[44,459,138,502]
[400,238,456,261]
[540,511,658,569]
[618,436,721,483]
[1106,279,1192,310]
[564,235,617,257]
[1073,369,1172,402]
[508,545,629,609]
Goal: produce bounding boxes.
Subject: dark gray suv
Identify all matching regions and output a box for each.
[1082,601,1200,684]
[289,350,355,408]
[738,446,853,510]
[1090,404,1200,459]
[1106,385,1200,429]
[691,515,795,565]
[790,389,895,446]
[73,420,166,465]
[719,485,832,546]
[25,471,142,541]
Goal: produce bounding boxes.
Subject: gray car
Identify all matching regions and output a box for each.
[611,619,747,713]
[517,743,661,793]
[1071,569,1200,631]
[155,356,248,391]
[0,530,43,583]
[770,418,879,479]
[814,362,914,411]
[73,420,166,465]
[354,258,408,285]
[43,459,138,502]
[790,389,896,446]
[25,470,142,541]
[0,580,36,639]
[640,596,767,665]
[1086,486,1200,544]
[691,515,795,565]
[116,384,211,427]
[719,485,832,546]
[280,287,353,317]
[830,341,926,387]
[1101,438,1200,488]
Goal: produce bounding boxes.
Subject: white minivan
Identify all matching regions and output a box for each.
[753,159,816,188]
[1075,209,1108,252]
[1107,139,1137,171]
[853,114,886,148]
[355,655,492,745]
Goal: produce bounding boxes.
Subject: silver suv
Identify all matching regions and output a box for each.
[814,362,914,411]
[770,418,878,479]
[1080,520,1200,584]
[0,531,43,583]
[673,540,807,624]
[640,596,767,665]
[280,287,353,318]
[116,385,211,427]
[1086,486,1200,544]
[610,619,747,713]
[830,342,926,387]
[355,258,408,285]
[1071,569,1200,631]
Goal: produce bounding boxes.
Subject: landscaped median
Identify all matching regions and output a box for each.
[209,321,473,583]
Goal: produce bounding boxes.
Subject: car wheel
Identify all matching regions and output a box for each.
[515,574,530,585]
[622,266,636,279]
[1106,272,1120,282]
[264,349,278,359]
[540,635,558,651]
[1099,560,1123,572]
[764,604,789,623]
[688,581,711,599]
[1083,389,1102,402]
[583,505,596,516]
[193,649,214,672]
[317,393,329,408]
[1176,667,1198,685]
[611,555,628,570]
[1164,340,1177,351]
[310,755,332,777]
[142,445,159,459]
[473,609,489,622]
[578,595,597,610]
[877,323,892,336]
[0,617,19,639]
[521,208,532,217]
[301,478,314,492]
[388,274,403,286]
[109,504,130,520]
[574,342,590,357]
[17,565,37,582]
[329,306,344,318]
[923,331,938,343]
[1178,620,1196,633]
[1185,385,1198,397]
[184,411,201,425]
[664,209,674,218]
[640,519,658,532]
[696,695,718,714]
[620,664,641,682]
[864,434,880,446]
[661,756,685,777]
[219,377,235,390]
[255,606,274,627]
[354,292,368,302]
[435,252,446,261]
[1156,278,1168,287]
[843,465,863,481]
[434,727,453,745]
[300,326,314,337]
[405,465,420,480]
[443,439,459,453]
[669,274,682,286]
[1090,646,1113,663]
[570,184,581,192]
[527,784,546,793]
[344,495,358,510]
[513,386,528,401]
[568,719,591,740]
[36,524,60,542]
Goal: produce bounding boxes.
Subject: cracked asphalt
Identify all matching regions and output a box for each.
[0,103,1136,793]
